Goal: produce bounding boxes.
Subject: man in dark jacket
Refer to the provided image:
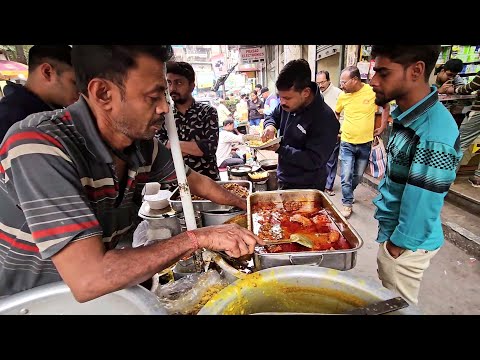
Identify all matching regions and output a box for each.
[0,45,78,142]
[262,59,339,190]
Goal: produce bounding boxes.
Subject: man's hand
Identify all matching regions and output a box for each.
[263,143,280,152]
[385,240,406,259]
[438,80,454,94]
[262,125,276,142]
[195,224,264,258]
[187,170,247,210]
[373,125,386,137]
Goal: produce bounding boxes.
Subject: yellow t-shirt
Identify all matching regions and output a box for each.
[336,83,377,144]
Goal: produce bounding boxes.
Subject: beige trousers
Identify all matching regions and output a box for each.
[377,241,440,305]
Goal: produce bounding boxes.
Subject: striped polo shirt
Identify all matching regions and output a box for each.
[373,87,462,251]
[455,71,480,112]
[0,97,181,296]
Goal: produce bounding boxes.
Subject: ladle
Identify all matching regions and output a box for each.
[263,233,315,249]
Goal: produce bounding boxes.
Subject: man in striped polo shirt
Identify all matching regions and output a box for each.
[370,45,462,304]
[0,45,262,302]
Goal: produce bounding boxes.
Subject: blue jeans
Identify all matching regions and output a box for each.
[249,118,262,126]
[340,141,372,206]
[325,140,340,191]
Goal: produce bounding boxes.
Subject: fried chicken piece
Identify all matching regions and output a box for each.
[312,214,330,226]
[289,214,313,226]
[328,231,340,243]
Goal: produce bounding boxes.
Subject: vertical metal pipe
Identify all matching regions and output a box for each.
[163,64,203,272]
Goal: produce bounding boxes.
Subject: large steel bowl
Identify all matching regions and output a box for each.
[198,265,421,315]
[0,282,167,315]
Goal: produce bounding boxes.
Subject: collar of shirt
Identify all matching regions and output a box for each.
[173,98,198,119]
[322,82,334,95]
[67,96,145,168]
[9,82,56,112]
[391,86,439,129]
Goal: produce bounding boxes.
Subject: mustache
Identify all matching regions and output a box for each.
[150,115,165,126]
[170,92,180,97]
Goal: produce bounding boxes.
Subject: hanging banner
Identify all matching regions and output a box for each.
[211,54,227,77]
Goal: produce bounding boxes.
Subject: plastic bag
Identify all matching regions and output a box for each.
[155,270,229,315]
[369,136,387,178]
[132,220,172,248]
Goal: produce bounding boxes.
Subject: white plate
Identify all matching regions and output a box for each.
[247,136,283,150]
[138,201,176,220]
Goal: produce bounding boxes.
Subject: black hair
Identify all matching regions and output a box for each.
[255,84,262,89]
[223,119,234,127]
[28,45,72,74]
[276,59,311,92]
[317,70,330,81]
[443,59,464,73]
[371,45,441,81]
[342,65,361,80]
[166,61,195,83]
[71,45,174,97]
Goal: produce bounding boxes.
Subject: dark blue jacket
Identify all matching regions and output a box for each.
[264,82,339,190]
[0,83,53,143]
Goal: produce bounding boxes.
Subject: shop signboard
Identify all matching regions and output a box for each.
[240,47,265,63]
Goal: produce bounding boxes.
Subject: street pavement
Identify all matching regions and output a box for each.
[326,176,480,315]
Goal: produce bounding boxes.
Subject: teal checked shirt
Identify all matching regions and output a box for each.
[373,87,462,251]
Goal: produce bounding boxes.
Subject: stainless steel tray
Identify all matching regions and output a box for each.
[247,190,363,271]
[168,180,252,212]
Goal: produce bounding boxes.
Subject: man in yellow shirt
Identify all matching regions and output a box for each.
[336,66,389,218]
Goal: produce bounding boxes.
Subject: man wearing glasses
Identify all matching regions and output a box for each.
[335,66,390,219]
[316,70,343,196]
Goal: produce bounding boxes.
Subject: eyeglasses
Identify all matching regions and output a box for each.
[316,80,329,85]
[339,77,356,86]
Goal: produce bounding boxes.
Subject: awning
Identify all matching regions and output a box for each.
[0,60,28,80]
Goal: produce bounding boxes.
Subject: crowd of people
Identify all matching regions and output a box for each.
[0,44,478,307]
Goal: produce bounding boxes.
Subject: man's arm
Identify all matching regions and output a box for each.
[262,104,281,142]
[52,222,260,302]
[162,107,220,157]
[334,92,345,120]
[186,106,219,158]
[187,170,246,210]
[222,131,244,144]
[388,140,460,252]
[455,72,480,94]
[374,103,390,137]
[176,141,204,156]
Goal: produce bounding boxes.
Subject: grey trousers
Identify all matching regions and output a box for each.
[458,111,480,177]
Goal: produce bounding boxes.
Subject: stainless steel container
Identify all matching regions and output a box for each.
[258,159,278,171]
[247,190,363,271]
[168,180,252,213]
[266,170,278,190]
[201,209,246,227]
[227,165,252,181]
[0,282,167,315]
[198,266,420,315]
[176,211,203,231]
